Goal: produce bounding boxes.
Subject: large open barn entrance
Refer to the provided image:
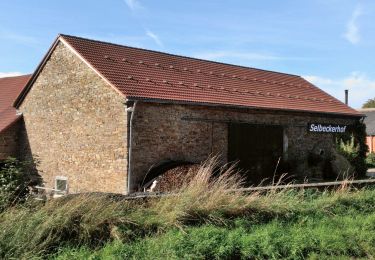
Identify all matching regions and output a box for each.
[228,123,284,185]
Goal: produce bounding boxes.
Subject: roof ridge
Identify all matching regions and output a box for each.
[59,33,301,78]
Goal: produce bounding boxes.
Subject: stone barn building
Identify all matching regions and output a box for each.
[13,34,363,194]
[0,75,31,159]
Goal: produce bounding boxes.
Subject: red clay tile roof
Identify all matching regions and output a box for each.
[0,107,21,134]
[0,75,31,133]
[19,34,362,117]
[0,75,30,112]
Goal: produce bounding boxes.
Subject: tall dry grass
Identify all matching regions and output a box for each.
[0,194,132,258]
[150,158,261,227]
[0,157,371,259]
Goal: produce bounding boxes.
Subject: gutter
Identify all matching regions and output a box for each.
[126,101,137,194]
[125,97,364,119]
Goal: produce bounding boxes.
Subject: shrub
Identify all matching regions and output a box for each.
[366,152,375,168]
[336,121,368,178]
[337,135,359,161]
[0,157,30,210]
[350,120,368,177]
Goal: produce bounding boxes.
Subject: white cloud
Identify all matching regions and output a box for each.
[123,0,142,11]
[146,30,163,47]
[303,72,375,108]
[0,72,23,78]
[343,5,362,44]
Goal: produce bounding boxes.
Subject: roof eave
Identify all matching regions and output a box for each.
[126,96,364,119]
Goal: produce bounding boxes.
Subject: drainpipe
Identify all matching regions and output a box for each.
[126,101,137,194]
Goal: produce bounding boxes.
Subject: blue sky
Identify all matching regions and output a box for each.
[0,0,374,108]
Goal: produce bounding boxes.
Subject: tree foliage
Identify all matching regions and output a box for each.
[362,98,375,108]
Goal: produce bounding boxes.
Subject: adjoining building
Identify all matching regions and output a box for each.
[358,108,375,153]
[0,75,31,159]
[12,34,363,194]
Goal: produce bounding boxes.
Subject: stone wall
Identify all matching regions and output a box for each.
[129,102,356,191]
[0,121,21,160]
[14,41,358,194]
[19,42,128,194]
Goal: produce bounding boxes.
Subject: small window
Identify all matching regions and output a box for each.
[55,176,68,194]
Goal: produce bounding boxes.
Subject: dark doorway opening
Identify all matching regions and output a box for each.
[228,123,284,185]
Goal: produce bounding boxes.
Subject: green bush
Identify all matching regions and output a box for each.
[337,135,359,160]
[336,119,368,178]
[366,152,375,168]
[0,157,30,211]
[350,120,368,177]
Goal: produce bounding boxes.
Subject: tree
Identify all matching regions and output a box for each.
[362,98,375,108]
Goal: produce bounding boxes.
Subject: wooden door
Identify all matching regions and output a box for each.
[228,124,283,185]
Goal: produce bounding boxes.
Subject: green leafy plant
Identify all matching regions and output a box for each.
[336,119,368,178]
[366,152,375,168]
[337,135,359,161]
[0,157,30,210]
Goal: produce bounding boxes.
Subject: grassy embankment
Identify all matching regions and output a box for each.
[1,159,375,259]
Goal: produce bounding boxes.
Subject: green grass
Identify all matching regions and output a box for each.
[55,215,375,260]
[1,159,375,259]
[53,188,375,260]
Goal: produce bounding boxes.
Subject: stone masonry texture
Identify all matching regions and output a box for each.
[129,102,356,191]
[19,42,128,194]
[0,121,21,160]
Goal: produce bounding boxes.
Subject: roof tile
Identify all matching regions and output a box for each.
[0,75,30,133]
[0,107,21,134]
[0,75,30,112]
[58,35,360,116]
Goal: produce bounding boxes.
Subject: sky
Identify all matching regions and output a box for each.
[0,0,374,108]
